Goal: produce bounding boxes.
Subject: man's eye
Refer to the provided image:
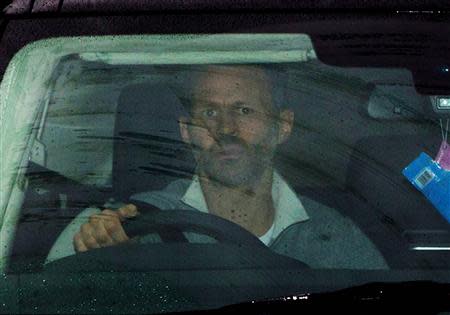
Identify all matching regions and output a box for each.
[202,109,218,118]
[238,107,254,115]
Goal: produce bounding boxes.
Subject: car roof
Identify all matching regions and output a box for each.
[3,0,450,16]
[2,1,450,95]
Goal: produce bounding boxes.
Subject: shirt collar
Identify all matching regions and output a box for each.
[181,175,209,213]
[180,171,309,238]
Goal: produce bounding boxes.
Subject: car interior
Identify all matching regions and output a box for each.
[7,57,450,273]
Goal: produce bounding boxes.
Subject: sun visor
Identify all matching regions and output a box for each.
[366,85,430,121]
[78,34,317,65]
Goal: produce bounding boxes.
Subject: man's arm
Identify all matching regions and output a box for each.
[45,204,138,263]
[73,204,138,252]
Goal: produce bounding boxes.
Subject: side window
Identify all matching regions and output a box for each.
[39,56,118,188]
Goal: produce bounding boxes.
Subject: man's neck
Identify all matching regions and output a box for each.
[198,168,275,237]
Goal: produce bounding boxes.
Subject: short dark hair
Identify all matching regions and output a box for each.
[173,63,288,115]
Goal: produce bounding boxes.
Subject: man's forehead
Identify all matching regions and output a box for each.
[196,65,270,85]
[191,65,272,105]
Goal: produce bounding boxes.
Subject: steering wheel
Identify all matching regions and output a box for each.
[120,201,268,247]
[44,201,309,272]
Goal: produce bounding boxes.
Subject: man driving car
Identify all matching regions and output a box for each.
[48,64,388,269]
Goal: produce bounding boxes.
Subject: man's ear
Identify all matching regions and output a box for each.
[179,116,192,144]
[277,109,294,144]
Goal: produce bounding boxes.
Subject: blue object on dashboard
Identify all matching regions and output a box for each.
[402,152,450,223]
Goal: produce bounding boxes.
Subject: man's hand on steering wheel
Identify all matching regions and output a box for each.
[73,204,139,252]
[48,205,309,273]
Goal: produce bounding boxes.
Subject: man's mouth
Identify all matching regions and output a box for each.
[216,144,246,160]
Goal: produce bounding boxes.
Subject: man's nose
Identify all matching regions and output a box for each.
[216,112,238,136]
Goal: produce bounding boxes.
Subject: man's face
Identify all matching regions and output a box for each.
[180,65,293,188]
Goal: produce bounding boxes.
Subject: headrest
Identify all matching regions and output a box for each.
[112,83,195,200]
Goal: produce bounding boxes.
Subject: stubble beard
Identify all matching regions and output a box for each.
[196,141,275,190]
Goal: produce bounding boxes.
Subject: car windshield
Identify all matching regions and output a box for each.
[1,33,450,313]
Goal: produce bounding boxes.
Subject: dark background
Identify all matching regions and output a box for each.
[2,1,450,94]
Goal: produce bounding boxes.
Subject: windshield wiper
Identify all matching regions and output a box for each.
[209,281,450,315]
